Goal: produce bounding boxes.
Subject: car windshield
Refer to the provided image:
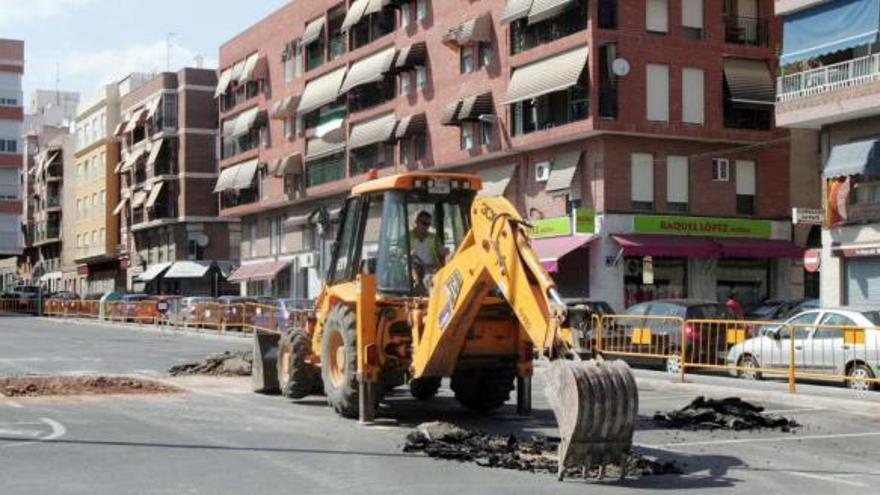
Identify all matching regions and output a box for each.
[689,304,734,319]
[648,303,687,318]
[860,311,880,326]
[747,303,778,318]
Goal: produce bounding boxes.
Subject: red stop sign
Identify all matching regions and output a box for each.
[804,249,821,273]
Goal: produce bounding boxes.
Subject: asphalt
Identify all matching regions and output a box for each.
[2,316,880,494]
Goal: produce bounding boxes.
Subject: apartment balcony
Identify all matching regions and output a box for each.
[33,226,61,246]
[776,53,880,128]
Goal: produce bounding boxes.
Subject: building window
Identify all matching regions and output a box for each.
[736,160,756,215]
[306,153,345,188]
[294,40,303,77]
[327,5,347,61]
[283,54,294,83]
[460,47,474,74]
[713,158,730,181]
[349,74,396,112]
[480,120,492,145]
[631,152,654,210]
[401,1,411,27]
[401,140,411,165]
[306,29,326,72]
[400,71,412,96]
[350,6,396,51]
[509,0,588,55]
[415,66,427,90]
[350,143,394,176]
[416,0,428,20]
[681,67,704,125]
[478,42,493,68]
[666,156,688,213]
[682,0,703,39]
[646,0,668,34]
[460,123,475,150]
[646,63,669,122]
[414,136,427,160]
[511,77,589,136]
[284,117,295,139]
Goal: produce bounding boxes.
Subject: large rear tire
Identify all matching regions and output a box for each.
[451,367,514,412]
[321,305,359,418]
[278,328,322,399]
[409,376,442,401]
[252,332,280,394]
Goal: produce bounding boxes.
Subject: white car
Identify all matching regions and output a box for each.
[726,308,880,391]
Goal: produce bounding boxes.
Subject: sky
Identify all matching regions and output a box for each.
[0,0,290,106]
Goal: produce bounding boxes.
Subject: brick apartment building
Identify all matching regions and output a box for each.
[217,0,804,310]
[115,69,237,296]
[0,39,24,270]
[775,0,880,308]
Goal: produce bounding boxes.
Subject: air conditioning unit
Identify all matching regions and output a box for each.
[712,158,730,182]
[535,161,551,182]
[299,251,317,269]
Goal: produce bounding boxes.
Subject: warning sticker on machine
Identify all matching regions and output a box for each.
[439,269,464,331]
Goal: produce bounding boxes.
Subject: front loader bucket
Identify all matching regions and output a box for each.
[544,359,638,480]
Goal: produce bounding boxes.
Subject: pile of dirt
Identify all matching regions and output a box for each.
[653,396,800,432]
[168,350,252,377]
[403,422,681,479]
[0,375,181,398]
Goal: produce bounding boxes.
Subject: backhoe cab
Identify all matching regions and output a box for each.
[253,172,638,479]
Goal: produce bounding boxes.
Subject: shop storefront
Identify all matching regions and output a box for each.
[227,259,291,297]
[529,208,596,300]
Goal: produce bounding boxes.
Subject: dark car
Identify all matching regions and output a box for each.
[608,299,736,374]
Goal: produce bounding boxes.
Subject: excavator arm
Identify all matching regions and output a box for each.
[412,196,639,479]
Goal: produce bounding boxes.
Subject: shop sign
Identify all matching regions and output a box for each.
[831,244,880,258]
[803,249,821,273]
[531,209,596,239]
[792,208,823,226]
[633,215,772,239]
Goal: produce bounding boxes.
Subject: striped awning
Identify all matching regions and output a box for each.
[164,261,213,279]
[214,166,238,193]
[214,159,260,193]
[363,0,391,15]
[227,260,291,283]
[146,97,162,120]
[240,53,261,82]
[442,13,493,46]
[527,0,576,24]
[112,197,129,216]
[505,45,588,104]
[306,135,346,161]
[501,0,534,23]
[131,190,148,208]
[146,140,165,168]
[270,95,298,119]
[229,60,247,84]
[349,113,398,150]
[477,164,517,197]
[341,0,370,31]
[394,42,428,71]
[395,113,427,139]
[120,147,148,174]
[272,153,304,177]
[545,150,581,192]
[339,47,397,94]
[137,262,173,282]
[145,182,165,209]
[215,68,233,98]
[232,106,261,137]
[723,58,775,106]
[298,66,348,115]
[302,16,326,46]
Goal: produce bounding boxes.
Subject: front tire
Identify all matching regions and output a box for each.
[278,328,322,399]
[409,376,442,401]
[451,367,514,412]
[665,354,683,376]
[847,363,876,391]
[321,305,359,418]
[738,355,763,381]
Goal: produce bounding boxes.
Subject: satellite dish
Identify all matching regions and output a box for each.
[195,234,209,247]
[612,58,631,77]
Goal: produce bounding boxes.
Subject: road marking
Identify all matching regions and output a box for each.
[642,430,880,449]
[0,418,66,449]
[784,470,869,488]
[4,400,24,409]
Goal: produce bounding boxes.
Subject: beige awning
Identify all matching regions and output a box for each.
[443,13,493,46]
[113,121,127,137]
[441,100,464,125]
[272,153,304,177]
[501,0,534,23]
[298,66,348,115]
[505,45,588,104]
[215,68,233,98]
[146,140,165,168]
[146,97,162,120]
[339,47,397,94]
[240,53,261,82]
[302,16,326,46]
[270,95,298,119]
[214,165,239,193]
[528,0,575,24]
[458,92,494,123]
[341,0,370,32]
[120,147,148,174]
[222,118,237,139]
[723,58,775,106]
[545,150,581,192]
[395,113,427,139]
[349,113,397,150]
[363,0,391,15]
[395,42,427,71]
[123,109,146,133]
[477,164,517,197]
[112,197,129,216]
[232,159,259,190]
[232,106,261,138]
[306,135,346,161]
[229,60,246,84]
[145,182,165,209]
[131,190,147,208]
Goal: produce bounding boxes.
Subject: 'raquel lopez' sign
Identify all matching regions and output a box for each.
[633,215,772,239]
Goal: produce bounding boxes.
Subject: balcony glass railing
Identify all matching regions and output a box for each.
[777,53,880,102]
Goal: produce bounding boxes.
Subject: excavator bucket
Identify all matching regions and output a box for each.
[544,359,639,480]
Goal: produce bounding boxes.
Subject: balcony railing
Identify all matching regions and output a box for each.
[724,16,769,47]
[777,53,880,102]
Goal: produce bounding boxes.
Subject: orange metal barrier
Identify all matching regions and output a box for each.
[595,314,687,376]
[0,297,39,315]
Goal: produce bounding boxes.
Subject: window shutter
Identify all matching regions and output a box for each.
[646,0,668,33]
[666,156,689,203]
[646,64,669,122]
[736,160,756,195]
[682,67,704,124]
[631,153,654,202]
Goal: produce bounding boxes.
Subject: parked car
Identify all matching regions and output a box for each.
[180,297,217,326]
[251,298,313,331]
[746,299,809,322]
[217,296,259,331]
[727,308,880,391]
[118,293,152,322]
[607,299,736,374]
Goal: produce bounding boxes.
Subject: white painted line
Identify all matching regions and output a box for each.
[4,400,24,409]
[0,417,66,449]
[784,470,869,488]
[643,430,880,449]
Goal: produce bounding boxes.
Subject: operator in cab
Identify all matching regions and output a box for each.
[409,211,445,294]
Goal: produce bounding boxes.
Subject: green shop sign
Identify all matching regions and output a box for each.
[633,215,772,239]
[530,208,596,239]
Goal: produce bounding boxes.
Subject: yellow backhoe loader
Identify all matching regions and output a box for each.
[253,172,638,478]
